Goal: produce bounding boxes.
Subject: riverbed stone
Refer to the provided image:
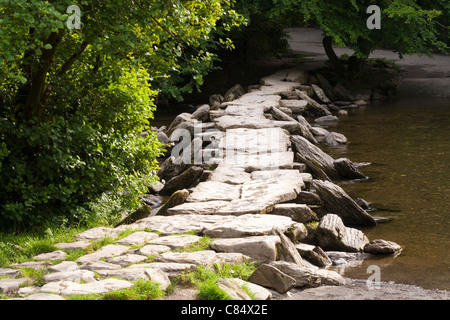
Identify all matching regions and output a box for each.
[269,261,318,288]
[312,180,376,227]
[156,189,190,216]
[316,214,369,252]
[325,132,348,145]
[74,227,123,241]
[108,253,148,267]
[311,84,331,104]
[314,269,346,286]
[210,236,280,263]
[295,243,332,267]
[0,268,20,278]
[148,234,201,250]
[127,263,196,278]
[167,201,230,215]
[272,227,305,266]
[295,89,331,116]
[271,203,318,223]
[0,278,29,294]
[248,264,297,294]
[10,261,52,270]
[364,239,402,254]
[333,158,367,180]
[280,99,308,114]
[79,261,122,271]
[48,261,79,273]
[208,166,251,185]
[159,166,204,195]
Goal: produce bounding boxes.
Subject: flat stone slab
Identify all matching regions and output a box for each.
[42,270,96,284]
[166,201,230,215]
[214,115,274,131]
[16,293,66,300]
[74,227,124,241]
[154,250,220,266]
[79,261,122,271]
[271,203,318,223]
[186,181,241,202]
[148,235,201,250]
[10,261,52,270]
[127,262,196,278]
[114,231,159,246]
[210,236,280,263]
[48,261,79,273]
[0,278,29,294]
[203,214,296,238]
[219,151,294,171]
[107,253,148,267]
[40,278,134,295]
[0,268,20,278]
[230,278,272,300]
[135,245,172,256]
[54,240,91,251]
[33,250,67,261]
[208,167,251,185]
[76,244,131,264]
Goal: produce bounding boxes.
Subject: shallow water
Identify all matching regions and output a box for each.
[321,98,450,291]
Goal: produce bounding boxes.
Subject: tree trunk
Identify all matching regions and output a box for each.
[24,30,63,122]
[322,36,345,74]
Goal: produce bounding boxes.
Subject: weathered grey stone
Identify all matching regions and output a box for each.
[214,115,274,131]
[284,69,308,84]
[272,203,318,223]
[269,261,319,288]
[10,261,52,270]
[364,239,402,254]
[208,167,251,185]
[154,250,220,266]
[114,231,159,246]
[203,214,296,238]
[127,262,196,278]
[167,201,230,215]
[248,264,296,294]
[108,253,148,267]
[311,84,331,103]
[309,126,330,137]
[116,205,153,226]
[149,235,201,250]
[157,156,188,182]
[0,268,20,278]
[48,261,79,273]
[230,278,272,300]
[221,151,294,171]
[136,245,172,256]
[216,253,250,265]
[333,158,367,180]
[280,99,308,114]
[40,278,134,295]
[43,270,96,284]
[156,189,190,215]
[76,244,131,263]
[314,115,339,123]
[145,268,171,291]
[224,84,245,102]
[159,166,204,195]
[295,89,331,116]
[33,250,67,261]
[217,278,252,300]
[210,236,280,263]
[285,223,308,242]
[186,181,241,202]
[192,104,210,122]
[79,261,122,271]
[271,106,296,121]
[316,214,370,252]
[294,191,323,206]
[295,243,332,268]
[314,269,346,286]
[312,180,376,227]
[325,132,348,146]
[74,227,123,241]
[272,227,305,266]
[16,293,66,300]
[55,240,91,251]
[333,83,355,101]
[0,278,29,294]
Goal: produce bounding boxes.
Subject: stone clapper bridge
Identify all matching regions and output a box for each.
[1,68,401,300]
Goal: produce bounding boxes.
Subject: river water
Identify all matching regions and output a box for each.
[152,97,450,291]
[321,97,450,291]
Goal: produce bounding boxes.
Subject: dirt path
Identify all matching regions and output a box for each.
[285,27,450,98]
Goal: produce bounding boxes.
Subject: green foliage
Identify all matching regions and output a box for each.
[0,0,243,230]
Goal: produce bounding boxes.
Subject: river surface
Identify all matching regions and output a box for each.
[152,97,450,291]
[320,98,450,291]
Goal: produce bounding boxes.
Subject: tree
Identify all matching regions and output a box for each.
[0,0,242,230]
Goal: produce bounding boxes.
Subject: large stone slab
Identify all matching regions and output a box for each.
[33,250,67,261]
[74,227,124,241]
[230,278,273,300]
[54,241,91,251]
[127,263,196,279]
[210,236,280,263]
[42,270,96,284]
[166,201,230,215]
[154,250,220,266]
[76,244,131,264]
[185,181,241,202]
[248,264,297,294]
[40,278,134,295]
[208,167,251,185]
[271,203,318,223]
[219,151,294,171]
[203,214,296,238]
[114,231,159,246]
[214,115,274,131]
[148,235,201,250]
[269,261,318,288]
